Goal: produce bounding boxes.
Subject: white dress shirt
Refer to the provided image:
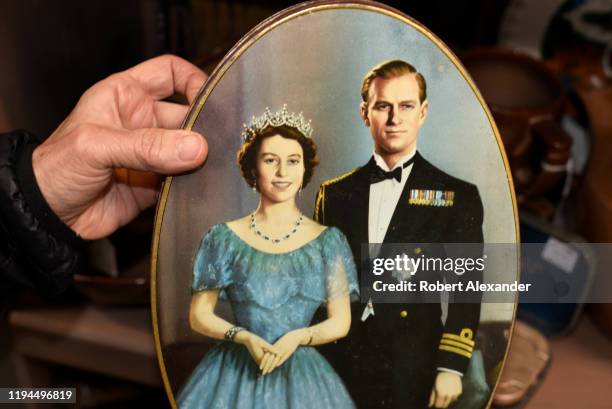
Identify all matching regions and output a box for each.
[361,150,415,323]
[368,149,416,244]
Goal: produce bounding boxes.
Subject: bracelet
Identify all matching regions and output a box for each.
[305,328,314,345]
[224,326,245,342]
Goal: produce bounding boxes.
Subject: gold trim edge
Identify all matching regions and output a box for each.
[151,2,521,409]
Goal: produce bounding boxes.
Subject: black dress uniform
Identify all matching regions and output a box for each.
[314,152,484,409]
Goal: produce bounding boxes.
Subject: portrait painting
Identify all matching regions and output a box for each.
[152,1,519,409]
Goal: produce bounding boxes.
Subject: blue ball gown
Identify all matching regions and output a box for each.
[177,223,359,409]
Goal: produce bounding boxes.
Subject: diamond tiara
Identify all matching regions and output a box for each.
[241,105,313,143]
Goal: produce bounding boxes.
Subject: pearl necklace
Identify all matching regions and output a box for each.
[249,213,304,244]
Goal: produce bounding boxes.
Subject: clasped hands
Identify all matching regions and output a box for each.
[234,328,310,375]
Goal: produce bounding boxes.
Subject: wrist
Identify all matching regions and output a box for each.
[298,328,313,345]
[31,145,63,224]
[232,329,252,345]
[16,135,82,245]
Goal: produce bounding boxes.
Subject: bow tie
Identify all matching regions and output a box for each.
[369,156,415,184]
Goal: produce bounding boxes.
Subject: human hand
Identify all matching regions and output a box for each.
[234,331,279,367]
[260,328,308,375]
[429,372,463,408]
[32,55,208,239]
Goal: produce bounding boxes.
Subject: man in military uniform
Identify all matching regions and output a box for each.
[314,60,484,409]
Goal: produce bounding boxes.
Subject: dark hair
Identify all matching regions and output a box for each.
[237,125,319,190]
[361,59,427,103]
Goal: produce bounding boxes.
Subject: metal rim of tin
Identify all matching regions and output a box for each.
[150,2,521,408]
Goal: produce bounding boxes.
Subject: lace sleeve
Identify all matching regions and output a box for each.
[192,225,232,295]
[325,228,360,302]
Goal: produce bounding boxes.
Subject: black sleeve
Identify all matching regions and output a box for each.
[436,184,484,373]
[0,130,85,302]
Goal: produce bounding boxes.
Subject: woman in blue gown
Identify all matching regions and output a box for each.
[177,106,359,409]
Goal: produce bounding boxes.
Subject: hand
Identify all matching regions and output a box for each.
[260,329,308,375]
[429,372,462,408]
[234,331,279,367]
[32,55,208,239]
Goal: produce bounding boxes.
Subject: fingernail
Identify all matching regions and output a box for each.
[177,134,202,161]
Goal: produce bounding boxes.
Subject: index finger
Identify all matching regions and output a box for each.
[126,55,207,103]
[261,342,280,355]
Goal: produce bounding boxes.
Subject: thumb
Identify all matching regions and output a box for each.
[99,127,207,174]
[429,389,435,407]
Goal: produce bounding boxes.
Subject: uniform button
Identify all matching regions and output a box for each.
[414,247,422,254]
[400,310,408,318]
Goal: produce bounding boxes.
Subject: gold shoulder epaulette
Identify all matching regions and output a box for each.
[315,168,359,223]
[321,167,359,187]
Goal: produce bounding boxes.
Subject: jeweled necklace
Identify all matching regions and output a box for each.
[249,212,304,244]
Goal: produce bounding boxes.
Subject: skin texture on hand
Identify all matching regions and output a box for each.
[260,329,308,375]
[236,331,280,368]
[32,55,208,239]
[429,371,463,408]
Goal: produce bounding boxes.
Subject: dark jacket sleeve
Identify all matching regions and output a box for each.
[436,183,484,373]
[0,130,84,302]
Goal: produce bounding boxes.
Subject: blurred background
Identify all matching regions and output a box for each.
[1,0,611,408]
